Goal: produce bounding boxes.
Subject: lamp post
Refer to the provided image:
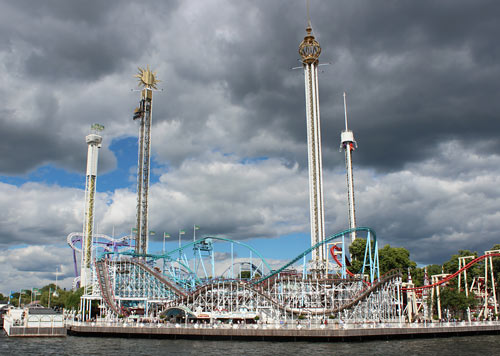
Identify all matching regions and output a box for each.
[178,230,185,279]
[163,232,170,272]
[163,232,170,255]
[48,288,53,308]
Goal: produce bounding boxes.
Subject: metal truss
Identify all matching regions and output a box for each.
[78,228,404,323]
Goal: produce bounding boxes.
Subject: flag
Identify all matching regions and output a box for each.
[164,233,170,238]
[179,230,186,235]
[132,228,138,233]
[149,231,156,236]
[194,225,200,230]
[349,143,355,151]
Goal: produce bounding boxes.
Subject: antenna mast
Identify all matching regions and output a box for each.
[340,93,357,243]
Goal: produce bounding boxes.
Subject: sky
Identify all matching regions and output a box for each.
[1,0,500,294]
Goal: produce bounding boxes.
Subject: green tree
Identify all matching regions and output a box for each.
[442,250,479,274]
[412,264,442,287]
[64,288,84,310]
[439,284,476,319]
[378,244,416,277]
[347,238,366,274]
[489,244,500,296]
[348,239,416,280]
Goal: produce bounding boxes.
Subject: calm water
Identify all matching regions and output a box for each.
[1,334,499,355]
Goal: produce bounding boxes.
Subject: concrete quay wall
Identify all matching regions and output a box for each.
[67,322,500,341]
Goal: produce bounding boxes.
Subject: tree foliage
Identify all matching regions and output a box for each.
[378,244,416,276]
[5,285,83,310]
[439,285,477,318]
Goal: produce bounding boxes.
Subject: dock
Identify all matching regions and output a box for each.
[67,321,500,341]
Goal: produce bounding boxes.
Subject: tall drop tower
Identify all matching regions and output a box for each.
[340,93,358,243]
[133,66,160,255]
[299,19,326,270]
[81,123,104,288]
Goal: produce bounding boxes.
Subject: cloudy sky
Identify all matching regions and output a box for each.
[1,0,500,294]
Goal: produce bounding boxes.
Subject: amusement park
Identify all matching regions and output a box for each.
[57,18,500,334]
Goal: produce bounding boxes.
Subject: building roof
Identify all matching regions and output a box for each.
[28,307,62,315]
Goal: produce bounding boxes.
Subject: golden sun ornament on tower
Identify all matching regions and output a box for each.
[135,66,160,89]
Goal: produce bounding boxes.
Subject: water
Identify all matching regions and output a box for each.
[1,334,499,355]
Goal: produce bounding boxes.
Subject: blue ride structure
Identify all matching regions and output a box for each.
[71,227,404,323]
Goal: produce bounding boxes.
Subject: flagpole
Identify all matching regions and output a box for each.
[178,229,182,280]
[193,224,196,242]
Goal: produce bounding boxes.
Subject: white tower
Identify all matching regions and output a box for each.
[133,66,160,255]
[299,21,326,269]
[81,124,103,288]
[340,93,357,243]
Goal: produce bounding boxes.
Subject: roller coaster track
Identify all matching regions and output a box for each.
[95,259,188,315]
[67,232,133,252]
[172,269,401,316]
[95,260,126,316]
[330,244,355,278]
[130,260,188,298]
[402,253,500,291]
[253,227,378,285]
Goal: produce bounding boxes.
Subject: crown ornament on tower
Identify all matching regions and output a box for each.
[299,26,321,64]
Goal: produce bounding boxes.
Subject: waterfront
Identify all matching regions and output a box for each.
[1,333,499,356]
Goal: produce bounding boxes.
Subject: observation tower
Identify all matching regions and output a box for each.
[81,123,104,288]
[133,66,160,255]
[299,19,326,271]
[340,93,358,243]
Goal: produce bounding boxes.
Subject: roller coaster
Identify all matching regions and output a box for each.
[68,226,499,323]
[69,227,408,323]
[402,251,500,322]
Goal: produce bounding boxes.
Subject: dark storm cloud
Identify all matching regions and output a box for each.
[3,0,155,82]
[0,0,178,175]
[1,0,499,175]
[1,0,500,272]
[310,0,500,171]
[180,0,500,172]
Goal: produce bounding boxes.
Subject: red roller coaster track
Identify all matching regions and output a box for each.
[402,253,500,291]
[329,245,355,277]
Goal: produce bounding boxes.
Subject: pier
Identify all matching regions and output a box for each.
[67,321,500,342]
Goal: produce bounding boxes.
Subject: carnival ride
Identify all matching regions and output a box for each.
[67,226,499,323]
[402,252,500,322]
[68,227,411,323]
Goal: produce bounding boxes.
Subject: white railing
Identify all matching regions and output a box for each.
[66,319,500,331]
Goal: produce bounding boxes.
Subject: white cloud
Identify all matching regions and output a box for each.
[0,245,74,295]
